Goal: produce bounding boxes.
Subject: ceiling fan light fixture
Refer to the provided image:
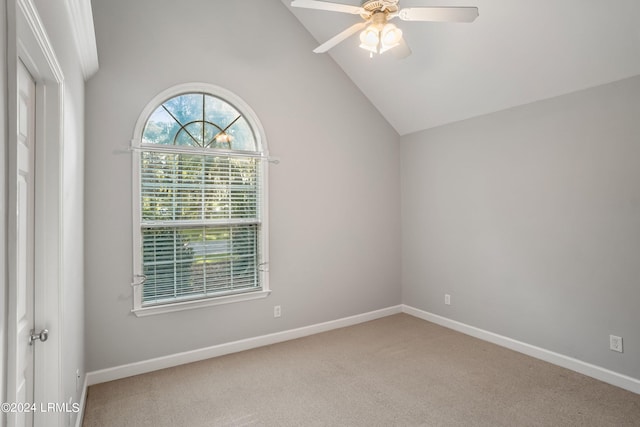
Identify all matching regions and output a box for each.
[381,23,402,44]
[359,26,379,52]
[359,22,403,55]
[379,23,402,52]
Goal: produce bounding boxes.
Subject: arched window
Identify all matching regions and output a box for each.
[131,83,270,316]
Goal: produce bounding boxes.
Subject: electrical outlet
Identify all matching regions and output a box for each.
[274,305,281,318]
[610,335,623,353]
[444,294,451,305]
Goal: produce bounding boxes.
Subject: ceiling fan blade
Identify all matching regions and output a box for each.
[313,21,367,53]
[291,0,365,15]
[398,7,479,23]
[391,37,412,59]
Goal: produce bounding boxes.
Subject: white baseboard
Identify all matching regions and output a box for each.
[85,305,403,386]
[402,304,640,395]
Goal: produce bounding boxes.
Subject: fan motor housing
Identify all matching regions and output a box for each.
[361,0,399,17]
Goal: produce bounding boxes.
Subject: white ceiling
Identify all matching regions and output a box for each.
[283,0,640,135]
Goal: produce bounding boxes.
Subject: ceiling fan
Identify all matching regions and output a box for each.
[291,0,478,58]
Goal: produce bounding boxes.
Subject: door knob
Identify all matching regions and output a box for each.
[29,328,48,345]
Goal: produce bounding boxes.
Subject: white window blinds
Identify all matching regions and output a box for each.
[140,154,262,304]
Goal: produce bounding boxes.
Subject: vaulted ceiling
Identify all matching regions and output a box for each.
[283,0,640,135]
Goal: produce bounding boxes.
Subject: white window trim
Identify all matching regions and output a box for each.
[131,82,270,317]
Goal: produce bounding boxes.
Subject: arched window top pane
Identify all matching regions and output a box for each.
[142,92,259,153]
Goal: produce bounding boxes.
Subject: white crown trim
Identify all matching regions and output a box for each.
[64,0,99,80]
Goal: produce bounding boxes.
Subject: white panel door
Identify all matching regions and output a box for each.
[10,59,37,427]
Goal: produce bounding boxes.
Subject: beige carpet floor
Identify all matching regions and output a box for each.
[83,314,640,426]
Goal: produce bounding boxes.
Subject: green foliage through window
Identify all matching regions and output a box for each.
[142,93,256,151]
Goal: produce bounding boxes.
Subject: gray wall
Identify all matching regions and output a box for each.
[85,0,401,371]
[401,75,640,379]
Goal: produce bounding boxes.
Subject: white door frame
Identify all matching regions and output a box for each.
[1,0,9,422]
[6,0,64,426]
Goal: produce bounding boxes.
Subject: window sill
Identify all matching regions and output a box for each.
[132,289,271,317]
